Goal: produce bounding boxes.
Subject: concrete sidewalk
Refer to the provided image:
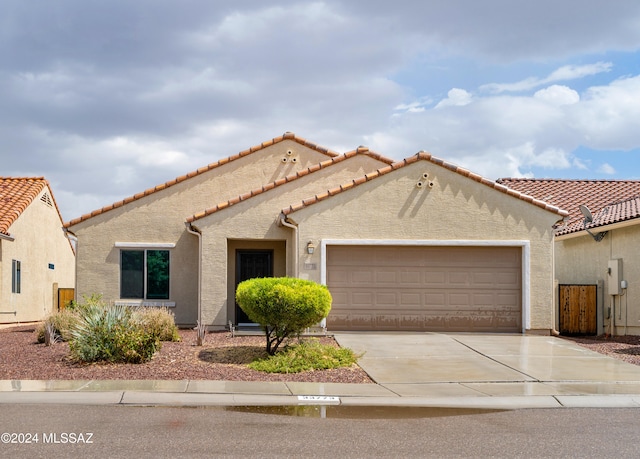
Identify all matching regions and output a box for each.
[2,333,640,409]
[1,378,640,410]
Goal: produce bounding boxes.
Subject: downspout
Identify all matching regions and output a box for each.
[185,222,203,326]
[278,213,299,278]
[550,222,560,336]
[0,235,17,315]
[0,236,17,316]
[63,228,79,304]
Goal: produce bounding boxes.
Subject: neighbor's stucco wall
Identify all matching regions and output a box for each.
[68,140,387,326]
[556,224,640,335]
[0,188,75,323]
[194,156,386,327]
[290,160,560,332]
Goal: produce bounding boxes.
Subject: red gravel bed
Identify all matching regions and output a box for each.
[0,326,373,383]
[561,334,640,366]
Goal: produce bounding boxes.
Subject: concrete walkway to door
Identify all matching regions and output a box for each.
[334,332,640,402]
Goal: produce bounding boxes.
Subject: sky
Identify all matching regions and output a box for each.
[3,0,640,221]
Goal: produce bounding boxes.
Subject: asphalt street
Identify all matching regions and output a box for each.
[1,404,639,458]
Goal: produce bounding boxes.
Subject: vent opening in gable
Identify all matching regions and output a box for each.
[40,192,53,207]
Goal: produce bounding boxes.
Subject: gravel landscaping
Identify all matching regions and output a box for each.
[0,325,373,383]
[2,324,640,383]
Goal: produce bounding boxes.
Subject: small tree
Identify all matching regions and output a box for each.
[235,277,332,355]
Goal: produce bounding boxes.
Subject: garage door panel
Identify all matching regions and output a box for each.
[327,245,522,332]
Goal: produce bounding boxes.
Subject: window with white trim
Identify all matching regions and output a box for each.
[120,250,170,299]
[11,259,21,294]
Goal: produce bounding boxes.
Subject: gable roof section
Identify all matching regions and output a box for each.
[65,132,342,227]
[496,178,640,235]
[281,152,568,217]
[186,146,393,222]
[0,177,49,237]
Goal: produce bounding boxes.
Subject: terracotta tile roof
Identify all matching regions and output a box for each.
[0,177,48,236]
[64,132,342,227]
[574,195,640,235]
[186,147,392,222]
[280,152,568,217]
[496,178,640,235]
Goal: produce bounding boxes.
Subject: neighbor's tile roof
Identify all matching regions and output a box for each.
[65,132,344,227]
[0,177,48,236]
[186,146,393,222]
[496,178,640,235]
[583,195,640,231]
[280,153,568,217]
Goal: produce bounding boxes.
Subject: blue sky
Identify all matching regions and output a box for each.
[2,1,640,219]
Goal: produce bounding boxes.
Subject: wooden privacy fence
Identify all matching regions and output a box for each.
[58,288,75,311]
[559,284,596,335]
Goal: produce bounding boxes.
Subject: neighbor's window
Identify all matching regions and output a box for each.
[11,260,21,294]
[120,250,170,299]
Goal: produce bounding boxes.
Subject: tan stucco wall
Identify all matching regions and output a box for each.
[556,224,640,335]
[196,158,560,332]
[194,157,386,327]
[0,188,75,323]
[67,140,387,325]
[290,160,560,332]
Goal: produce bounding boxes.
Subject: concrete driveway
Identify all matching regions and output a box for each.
[334,332,640,397]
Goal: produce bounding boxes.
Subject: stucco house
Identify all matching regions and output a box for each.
[65,133,567,334]
[497,179,640,336]
[0,177,76,324]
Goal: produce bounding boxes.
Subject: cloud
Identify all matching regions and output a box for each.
[435,89,473,108]
[534,85,580,106]
[481,62,612,93]
[371,72,640,179]
[571,75,640,150]
[598,163,616,175]
[3,1,640,219]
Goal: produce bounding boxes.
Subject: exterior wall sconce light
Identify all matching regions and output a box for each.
[306,241,315,254]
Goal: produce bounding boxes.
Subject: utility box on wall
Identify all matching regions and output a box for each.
[608,259,623,296]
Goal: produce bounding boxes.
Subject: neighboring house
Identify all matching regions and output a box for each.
[497,179,640,336]
[0,177,76,324]
[65,133,566,334]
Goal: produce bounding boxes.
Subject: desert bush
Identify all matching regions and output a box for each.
[235,277,332,355]
[248,339,359,373]
[67,292,105,313]
[69,304,160,364]
[35,309,81,343]
[134,307,181,342]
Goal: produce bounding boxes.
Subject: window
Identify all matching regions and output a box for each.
[120,250,170,299]
[11,260,21,294]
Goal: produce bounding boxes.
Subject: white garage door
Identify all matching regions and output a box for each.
[326,245,522,332]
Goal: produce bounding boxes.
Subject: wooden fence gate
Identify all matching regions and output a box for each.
[559,284,596,335]
[58,288,75,311]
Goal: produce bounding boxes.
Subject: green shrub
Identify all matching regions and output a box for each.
[135,307,181,342]
[235,277,332,355]
[69,304,160,364]
[248,339,359,373]
[35,309,81,343]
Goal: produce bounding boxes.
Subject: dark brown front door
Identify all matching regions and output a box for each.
[235,250,273,325]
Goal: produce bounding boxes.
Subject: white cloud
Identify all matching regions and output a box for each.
[435,88,473,108]
[572,75,640,150]
[598,163,616,174]
[481,62,612,93]
[534,85,580,106]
